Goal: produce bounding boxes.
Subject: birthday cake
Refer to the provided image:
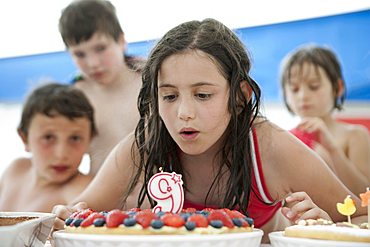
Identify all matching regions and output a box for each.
[285,219,370,243]
[64,207,254,235]
[284,193,370,243]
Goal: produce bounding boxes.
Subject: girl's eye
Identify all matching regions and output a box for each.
[196,93,211,99]
[163,95,177,101]
[310,85,320,91]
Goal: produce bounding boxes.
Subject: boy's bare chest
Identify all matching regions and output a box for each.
[0,182,65,212]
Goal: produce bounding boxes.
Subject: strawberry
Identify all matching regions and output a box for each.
[207,210,234,228]
[224,209,246,219]
[75,208,96,219]
[127,208,141,212]
[160,214,185,228]
[70,208,95,226]
[106,209,130,228]
[80,212,105,227]
[134,210,159,228]
[203,208,214,212]
[184,208,197,213]
[187,214,208,228]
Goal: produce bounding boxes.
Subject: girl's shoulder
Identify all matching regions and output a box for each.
[337,121,370,142]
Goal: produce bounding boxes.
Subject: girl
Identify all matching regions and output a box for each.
[52,19,366,242]
[281,44,370,195]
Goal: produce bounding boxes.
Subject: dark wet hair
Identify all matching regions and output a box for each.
[125,18,262,215]
[280,44,346,114]
[59,0,145,71]
[59,0,122,46]
[18,83,97,138]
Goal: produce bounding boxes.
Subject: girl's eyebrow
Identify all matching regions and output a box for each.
[158,82,217,88]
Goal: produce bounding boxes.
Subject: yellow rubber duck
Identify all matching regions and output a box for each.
[337,195,356,223]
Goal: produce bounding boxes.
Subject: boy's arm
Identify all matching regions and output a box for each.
[327,126,370,195]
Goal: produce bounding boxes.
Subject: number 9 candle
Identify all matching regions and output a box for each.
[148,169,184,214]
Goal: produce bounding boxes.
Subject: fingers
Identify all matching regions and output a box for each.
[283,192,332,224]
[72,202,88,212]
[49,202,88,240]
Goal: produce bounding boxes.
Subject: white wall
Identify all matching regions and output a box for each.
[1,0,369,59]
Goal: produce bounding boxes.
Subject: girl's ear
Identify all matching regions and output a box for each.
[337,78,345,97]
[17,129,30,152]
[119,32,127,52]
[240,80,253,103]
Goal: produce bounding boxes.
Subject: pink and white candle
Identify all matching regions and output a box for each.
[148,169,184,214]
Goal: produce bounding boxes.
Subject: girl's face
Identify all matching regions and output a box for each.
[68,32,126,85]
[22,113,91,184]
[285,62,335,118]
[158,51,231,155]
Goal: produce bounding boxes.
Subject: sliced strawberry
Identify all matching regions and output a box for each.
[127,208,141,212]
[106,209,130,228]
[134,210,159,228]
[187,214,208,228]
[75,208,96,219]
[80,212,105,227]
[203,208,214,212]
[225,209,246,219]
[184,208,197,213]
[160,214,185,228]
[207,210,234,228]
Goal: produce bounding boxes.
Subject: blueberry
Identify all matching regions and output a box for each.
[65,218,74,226]
[99,211,108,217]
[155,211,166,218]
[232,218,243,227]
[179,213,190,221]
[124,217,137,227]
[210,220,223,228]
[184,221,196,231]
[244,217,254,226]
[93,218,106,227]
[198,211,209,218]
[73,218,84,227]
[127,211,138,217]
[151,219,164,229]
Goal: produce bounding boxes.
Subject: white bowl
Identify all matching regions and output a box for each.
[54,228,264,247]
[0,212,56,247]
[269,231,370,247]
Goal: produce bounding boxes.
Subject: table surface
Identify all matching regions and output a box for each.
[45,240,272,247]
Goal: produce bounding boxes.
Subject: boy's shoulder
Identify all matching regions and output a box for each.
[61,173,94,201]
[0,158,31,182]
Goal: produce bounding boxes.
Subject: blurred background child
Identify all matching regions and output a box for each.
[0,83,96,213]
[280,44,370,195]
[58,0,144,175]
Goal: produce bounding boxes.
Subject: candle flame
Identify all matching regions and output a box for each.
[159,167,163,172]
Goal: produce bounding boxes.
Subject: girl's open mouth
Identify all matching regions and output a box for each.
[180,130,199,141]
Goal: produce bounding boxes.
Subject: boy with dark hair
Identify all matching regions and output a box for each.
[0,83,96,213]
[59,0,143,175]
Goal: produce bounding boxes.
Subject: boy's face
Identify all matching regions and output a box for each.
[21,113,91,184]
[68,32,126,85]
[285,62,335,118]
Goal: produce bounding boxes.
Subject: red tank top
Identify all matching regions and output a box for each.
[183,128,282,228]
[289,127,316,149]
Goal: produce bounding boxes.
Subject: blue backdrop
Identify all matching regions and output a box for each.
[1,9,369,102]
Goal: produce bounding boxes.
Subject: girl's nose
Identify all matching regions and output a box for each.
[178,97,195,121]
[298,87,310,100]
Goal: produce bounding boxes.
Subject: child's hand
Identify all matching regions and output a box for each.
[297,117,337,152]
[49,202,87,240]
[281,192,331,224]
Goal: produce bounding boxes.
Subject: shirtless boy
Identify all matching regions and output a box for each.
[59,0,143,175]
[0,83,96,213]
